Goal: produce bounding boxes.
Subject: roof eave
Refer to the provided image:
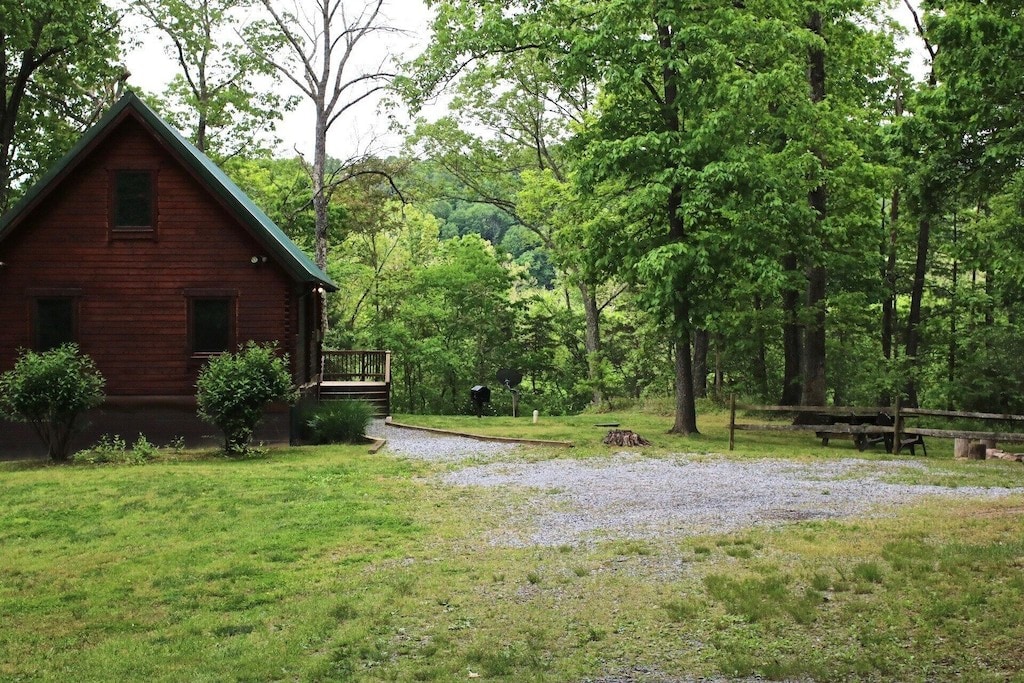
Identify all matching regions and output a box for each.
[1,92,337,293]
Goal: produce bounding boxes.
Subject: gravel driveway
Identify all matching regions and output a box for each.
[374,420,1024,547]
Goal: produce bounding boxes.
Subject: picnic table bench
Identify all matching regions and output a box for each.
[797,411,926,455]
[726,398,1024,456]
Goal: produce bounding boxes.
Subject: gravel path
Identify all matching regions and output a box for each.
[374,420,525,462]
[374,420,1024,547]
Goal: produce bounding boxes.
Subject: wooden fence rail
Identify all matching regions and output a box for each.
[727,395,1024,454]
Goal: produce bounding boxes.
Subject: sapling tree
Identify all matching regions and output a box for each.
[0,344,105,460]
[195,342,296,454]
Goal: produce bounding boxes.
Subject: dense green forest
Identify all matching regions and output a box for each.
[2,0,1023,431]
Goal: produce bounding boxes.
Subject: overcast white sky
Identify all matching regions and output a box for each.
[122,0,929,161]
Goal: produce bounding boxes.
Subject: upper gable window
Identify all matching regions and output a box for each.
[111,170,154,233]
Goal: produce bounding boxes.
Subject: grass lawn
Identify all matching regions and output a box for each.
[3,408,1024,681]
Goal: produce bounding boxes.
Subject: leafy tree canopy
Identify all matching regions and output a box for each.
[0,0,124,210]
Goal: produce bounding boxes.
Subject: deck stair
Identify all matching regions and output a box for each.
[318,350,391,416]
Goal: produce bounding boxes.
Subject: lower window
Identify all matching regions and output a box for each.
[34,298,76,351]
[190,298,233,354]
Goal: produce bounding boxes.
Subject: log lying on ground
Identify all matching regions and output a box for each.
[603,429,651,447]
[982,447,1024,462]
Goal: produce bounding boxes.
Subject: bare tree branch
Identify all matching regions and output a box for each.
[245,0,405,320]
[902,0,936,63]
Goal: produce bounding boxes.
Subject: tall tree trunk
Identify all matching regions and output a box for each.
[312,107,330,334]
[693,329,709,399]
[983,203,994,326]
[903,24,939,409]
[0,32,42,212]
[985,270,994,326]
[832,330,846,406]
[672,312,698,435]
[802,265,827,405]
[668,188,698,435]
[880,189,900,405]
[659,20,697,434]
[802,8,828,407]
[904,210,931,408]
[947,215,958,410]
[882,91,904,378]
[882,92,904,407]
[882,191,899,361]
[753,295,770,400]
[780,253,803,405]
[579,281,603,406]
[713,334,724,398]
[254,0,394,338]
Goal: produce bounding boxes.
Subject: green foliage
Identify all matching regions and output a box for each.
[195,342,296,455]
[143,0,1022,420]
[0,0,123,209]
[927,0,1024,194]
[71,434,158,465]
[131,0,296,161]
[403,37,614,402]
[406,0,900,431]
[224,156,318,245]
[0,344,105,461]
[303,400,374,444]
[341,223,527,415]
[945,321,1024,414]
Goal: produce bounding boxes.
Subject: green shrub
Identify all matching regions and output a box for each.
[72,434,157,465]
[131,433,159,459]
[305,400,374,444]
[196,342,296,454]
[0,344,105,460]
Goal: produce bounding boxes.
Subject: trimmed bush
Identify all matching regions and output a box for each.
[196,342,296,454]
[0,344,105,460]
[305,400,374,444]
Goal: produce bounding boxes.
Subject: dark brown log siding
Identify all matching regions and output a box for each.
[0,117,298,396]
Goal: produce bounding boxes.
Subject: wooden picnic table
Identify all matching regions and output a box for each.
[797,411,892,450]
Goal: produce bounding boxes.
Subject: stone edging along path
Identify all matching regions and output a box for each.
[380,418,575,448]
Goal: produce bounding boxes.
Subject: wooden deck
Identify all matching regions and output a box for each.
[318,350,391,416]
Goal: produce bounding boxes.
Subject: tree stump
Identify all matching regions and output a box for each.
[968,442,987,460]
[954,437,971,459]
[603,429,651,447]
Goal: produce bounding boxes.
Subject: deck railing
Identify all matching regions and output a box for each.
[321,350,391,384]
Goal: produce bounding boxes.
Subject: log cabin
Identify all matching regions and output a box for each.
[0,92,336,456]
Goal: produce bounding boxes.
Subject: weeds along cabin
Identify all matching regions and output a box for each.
[0,92,336,454]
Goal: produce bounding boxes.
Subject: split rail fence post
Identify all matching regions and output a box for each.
[893,397,903,454]
[729,394,736,451]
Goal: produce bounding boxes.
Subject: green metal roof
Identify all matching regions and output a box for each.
[0,91,336,291]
